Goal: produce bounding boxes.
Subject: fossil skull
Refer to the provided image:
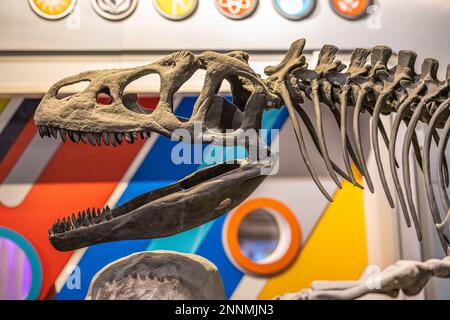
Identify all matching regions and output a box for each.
[85,251,226,300]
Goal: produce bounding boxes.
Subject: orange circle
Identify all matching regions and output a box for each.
[331,0,370,18]
[216,0,258,20]
[224,198,301,275]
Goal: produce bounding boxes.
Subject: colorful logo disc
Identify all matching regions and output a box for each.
[91,0,138,21]
[215,0,258,20]
[28,0,77,20]
[153,0,198,21]
[273,0,316,21]
[329,0,372,20]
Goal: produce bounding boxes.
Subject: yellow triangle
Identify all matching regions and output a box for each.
[259,173,367,299]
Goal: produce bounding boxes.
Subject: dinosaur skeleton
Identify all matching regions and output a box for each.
[34,39,450,299]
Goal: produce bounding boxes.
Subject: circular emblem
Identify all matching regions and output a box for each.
[329,0,372,20]
[91,0,138,21]
[223,198,302,275]
[273,0,316,21]
[28,0,77,20]
[215,0,258,20]
[153,0,198,21]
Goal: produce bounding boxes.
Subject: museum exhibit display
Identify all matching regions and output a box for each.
[33,38,450,300]
[0,0,449,304]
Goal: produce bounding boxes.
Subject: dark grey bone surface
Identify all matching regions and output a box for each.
[278,255,450,300]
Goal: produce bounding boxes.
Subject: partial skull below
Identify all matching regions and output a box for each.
[86,251,226,300]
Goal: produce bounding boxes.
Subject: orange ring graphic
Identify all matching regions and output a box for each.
[224,198,301,275]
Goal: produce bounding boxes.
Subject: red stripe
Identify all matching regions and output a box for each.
[0,97,159,299]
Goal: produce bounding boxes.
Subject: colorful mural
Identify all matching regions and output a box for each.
[0,95,367,300]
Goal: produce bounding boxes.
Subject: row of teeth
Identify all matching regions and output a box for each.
[38,125,152,146]
[49,205,113,235]
[109,275,178,284]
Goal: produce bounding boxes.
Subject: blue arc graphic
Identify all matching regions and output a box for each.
[273,0,317,21]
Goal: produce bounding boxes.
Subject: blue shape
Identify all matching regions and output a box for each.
[147,221,215,253]
[195,214,242,298]
[56,240,149,300]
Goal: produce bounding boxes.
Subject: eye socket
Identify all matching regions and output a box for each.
[96,87,113,105]
[122,73,161,113]
[56,80,90,99]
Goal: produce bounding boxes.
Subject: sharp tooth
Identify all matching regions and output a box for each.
[87,133,96,146]
[139,131,147,140]
[124,132,134,144]
[115,133,123,145]
[106,205,110,211]
[86,208,91,217]
[68,130,75,142]
[72,213,76,225]
[59,219,65,233]
[40,126,46,137]
[82,212,89,226]
[132,132,138,139]
[102,132,110,146]
[80,132,88,144]
[95,133,102,146]
[42,126,50,137]
[72,131,80,143]
[51,127,58,139]
[109,132,117,146]
[59,129,67,142]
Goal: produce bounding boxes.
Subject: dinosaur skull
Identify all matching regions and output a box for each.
[35,50,279,251]
[85,251,226,300]
[35,50,279,144]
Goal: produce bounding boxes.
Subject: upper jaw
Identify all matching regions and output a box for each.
[49,159,272,251]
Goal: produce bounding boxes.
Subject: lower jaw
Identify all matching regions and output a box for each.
[49,159,272,251]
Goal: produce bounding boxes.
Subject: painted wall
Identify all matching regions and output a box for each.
[0,0,449,300]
